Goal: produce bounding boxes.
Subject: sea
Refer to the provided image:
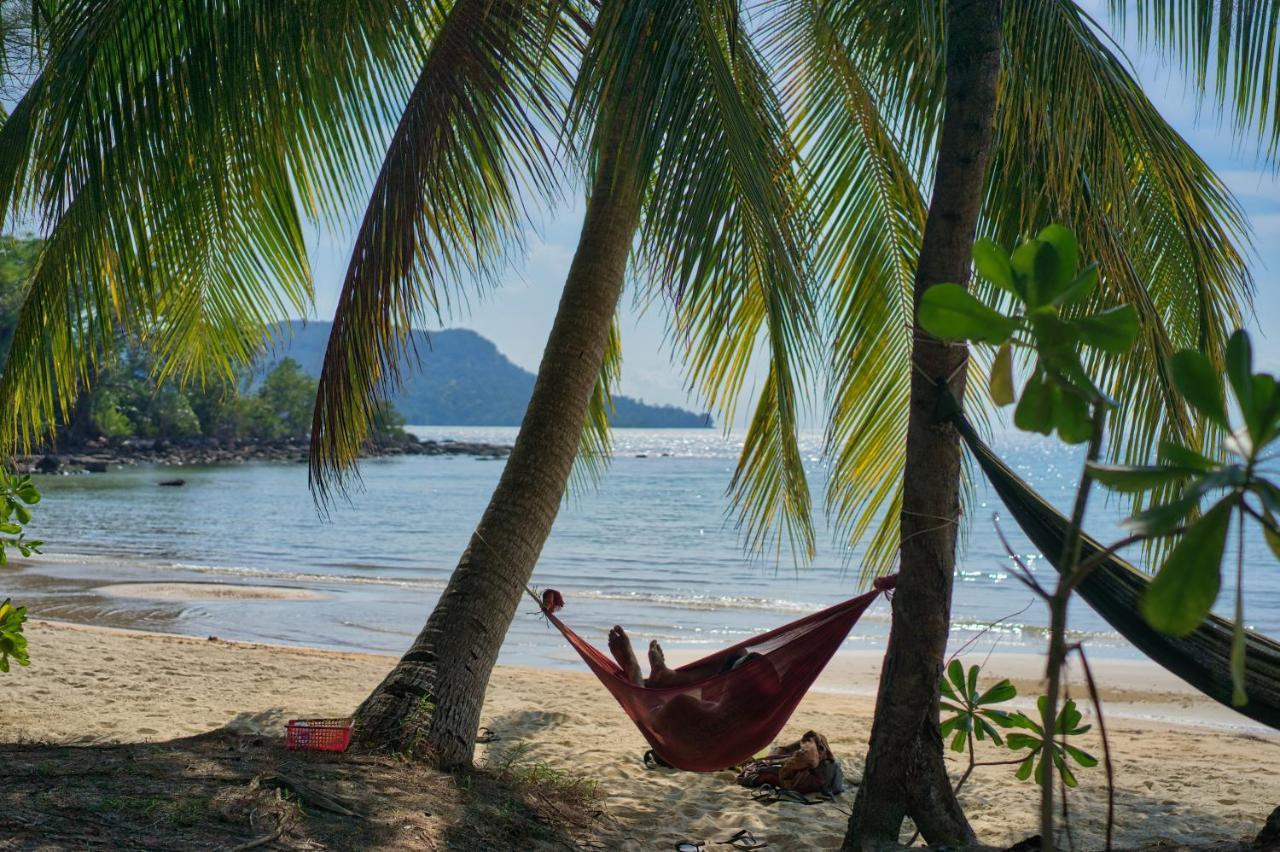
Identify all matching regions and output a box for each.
[8,426,1280,668]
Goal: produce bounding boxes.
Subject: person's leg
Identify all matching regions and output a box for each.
[608,626,644,686]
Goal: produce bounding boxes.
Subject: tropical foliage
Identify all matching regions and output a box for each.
[0,1,1254,573]
[0,469,40,673]
[940,660,1097,791]
[1091,330,1280,705]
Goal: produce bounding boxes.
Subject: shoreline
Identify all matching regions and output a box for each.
[6,618,1278,849]
[14,434,512,475]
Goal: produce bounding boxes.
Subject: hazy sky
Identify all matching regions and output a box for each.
[302,3,1280,420]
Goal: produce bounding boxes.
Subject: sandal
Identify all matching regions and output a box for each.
[675,842,705,852]
[475,727,500,744]
[719,829,768,850]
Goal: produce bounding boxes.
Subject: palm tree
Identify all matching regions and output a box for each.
[0,0,814,768]
[0,0,1267,841]
[773,0,1254,845]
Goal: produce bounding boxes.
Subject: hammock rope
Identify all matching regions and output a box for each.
[534,578,893,771]
[952,410,1280,731]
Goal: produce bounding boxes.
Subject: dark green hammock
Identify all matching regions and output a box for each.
[952,412,1280,731]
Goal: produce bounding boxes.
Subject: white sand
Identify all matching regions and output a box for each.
[6,619,1278,849]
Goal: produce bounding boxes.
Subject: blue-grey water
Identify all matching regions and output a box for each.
[8,426,1279,667]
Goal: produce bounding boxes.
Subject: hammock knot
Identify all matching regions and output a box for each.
[872,574,898,593]
[541,588,565,614]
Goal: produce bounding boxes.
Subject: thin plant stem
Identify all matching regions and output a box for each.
[1071,643,1114,851]
[1040,403,1107,852]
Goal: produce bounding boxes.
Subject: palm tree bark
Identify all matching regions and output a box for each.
[845,0,1003,847]
[351,131,642,768]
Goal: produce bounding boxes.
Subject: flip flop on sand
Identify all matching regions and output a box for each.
[475,727,500,744]
[718,829,767,849]
[675,842,705,852]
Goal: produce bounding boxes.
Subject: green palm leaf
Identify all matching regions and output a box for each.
[574,0,818,560]
[308,0,584,499]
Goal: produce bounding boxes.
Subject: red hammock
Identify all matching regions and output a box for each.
[537,576,894,772]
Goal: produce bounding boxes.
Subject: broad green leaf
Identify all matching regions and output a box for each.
[1064,744,1098,768]
[946,659,966,697]
[1226,330,1255,437]
[966,664,979,700]
[1052,264,1098,307]
[1016,752,1035,781]
[977,680,1016,705]
[1014,371,1055,434]
[1037,225,1079,296]
[1263,509,1280,561]
[1158,441,1215,472]
[1054,751,1079,788]
[1169,351,1228,428]
[950,728,967,753]
[1072,305,1139,354]
[975,717,1004,746]
[1054,387,1094,444]
[1142,499,1233,636]
[1011,240,1054,307]
[990,342,1015,406]
[918,284,1018,344]
[1007,733,1040,751]
[1087,463,1197,492]
[982,709,1018,728]
[1250,373,1280,447]
[14,504,30,525]
[973,238,1018,296]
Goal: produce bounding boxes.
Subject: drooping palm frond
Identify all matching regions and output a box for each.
[574,0,818,561]
[986,0,1250,471]
[0,0,430,450]
[781,0,1251,578]
[569,315,622,494]
[309,0,584,500]
[771,0,927,577]
[1111,0,1280,161]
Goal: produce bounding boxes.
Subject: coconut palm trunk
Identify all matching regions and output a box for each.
[352,131,642,767]
[845,0,1003,847]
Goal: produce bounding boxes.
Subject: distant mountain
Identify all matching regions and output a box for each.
[260,321,712,428]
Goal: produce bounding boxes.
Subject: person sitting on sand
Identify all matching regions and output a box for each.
[607,625,757,688]
[736,730,841,795]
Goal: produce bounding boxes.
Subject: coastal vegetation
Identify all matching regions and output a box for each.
[0,1,1277,850]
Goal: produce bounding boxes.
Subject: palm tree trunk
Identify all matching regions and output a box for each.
[845,0,1003,847]
[351,130,642,768]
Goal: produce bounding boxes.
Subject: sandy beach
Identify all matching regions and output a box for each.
[4,618,1277,849]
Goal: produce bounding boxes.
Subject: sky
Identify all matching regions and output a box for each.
[301,3,1280,421]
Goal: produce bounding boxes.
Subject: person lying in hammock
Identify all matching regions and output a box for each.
[607,625,758,688]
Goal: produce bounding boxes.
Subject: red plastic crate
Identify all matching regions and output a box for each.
[285,718,353,752]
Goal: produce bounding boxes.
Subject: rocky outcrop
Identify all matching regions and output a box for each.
[15,435,511,475]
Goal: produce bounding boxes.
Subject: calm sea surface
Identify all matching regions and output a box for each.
[9,427,1280,667]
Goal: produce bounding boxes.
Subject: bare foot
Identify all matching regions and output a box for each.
[608,626,644,685]
[648,639,667,672]
[647,640,677,687]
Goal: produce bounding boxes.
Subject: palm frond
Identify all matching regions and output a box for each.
[568,315,621,494]
[791,0,1251,577]
[772,0,927,578]
[0,0,431,450]
[575,0,818,561]
[309,0,583,500]
[988,0,1250,473]
[1110,0,1280,162]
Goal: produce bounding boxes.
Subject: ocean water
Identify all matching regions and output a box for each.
[8,426,1280,668]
